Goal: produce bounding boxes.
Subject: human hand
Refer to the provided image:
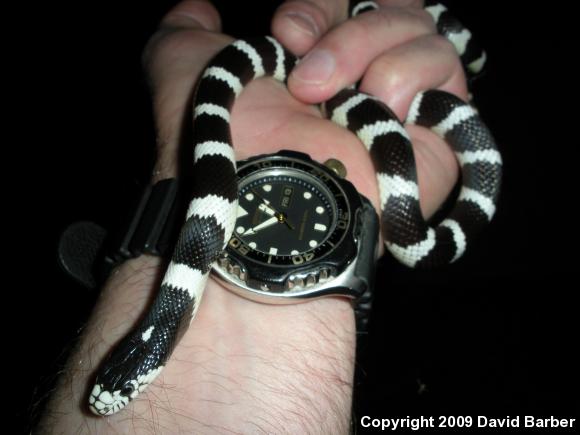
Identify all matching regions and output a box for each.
[39,0,468,433]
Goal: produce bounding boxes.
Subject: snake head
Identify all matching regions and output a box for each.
[89,364,165,416]
[88,334,165,416]
[88,381,136,416]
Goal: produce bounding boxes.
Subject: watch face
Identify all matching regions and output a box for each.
[226,156,350,268]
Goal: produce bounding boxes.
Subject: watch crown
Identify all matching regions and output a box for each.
[323,158,347,178]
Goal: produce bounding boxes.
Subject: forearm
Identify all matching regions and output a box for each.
[38,256,356,434]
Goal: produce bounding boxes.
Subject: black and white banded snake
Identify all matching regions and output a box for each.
[89,1,502,416]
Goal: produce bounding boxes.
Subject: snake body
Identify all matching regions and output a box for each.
[89,2,501,416]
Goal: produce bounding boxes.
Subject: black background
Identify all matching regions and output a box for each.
[16,0,579,432]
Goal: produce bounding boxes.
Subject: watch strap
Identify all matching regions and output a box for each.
[352,195,379,333]
[99,178,190,281]
[58,178,188,289]
[104,179,180,255]
[58,221,107,289]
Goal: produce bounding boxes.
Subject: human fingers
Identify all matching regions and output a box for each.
[282,3,456,219]
[359,34,467,122]
[288,4,436,103]
[142,0,231,181]
[271,0,426,56]
[271,0,349,56]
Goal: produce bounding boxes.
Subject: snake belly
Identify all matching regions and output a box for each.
[88,2,501,416]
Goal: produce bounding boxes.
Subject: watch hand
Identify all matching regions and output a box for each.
[251,189,295,230]
[251,188,272,205]
[243,216,278,235]
[252,189,282,215]
[281,215,295,230]
[258,203,276,216]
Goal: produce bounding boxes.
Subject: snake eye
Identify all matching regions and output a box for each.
[121,384,135,397]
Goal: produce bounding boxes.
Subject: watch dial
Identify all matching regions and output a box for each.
[235,170,335,258]
[215,153,357,293]
[224,157,352,271]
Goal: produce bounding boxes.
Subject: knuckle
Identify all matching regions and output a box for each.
[290,0,349,22]
[430,34,458,56]
[276,0,332,32]
[336,14,384,48]
[340,18,375,47]
[403,7,437,34]
[374,6,435,35]
[366,54,406,89]
[317,0,350,23]
[161,0,221,31]
[427,34,465,73]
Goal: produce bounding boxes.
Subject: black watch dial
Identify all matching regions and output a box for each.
[236,170,333,255]
[226,158,351,268]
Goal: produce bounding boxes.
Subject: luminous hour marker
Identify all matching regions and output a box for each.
[245,193,254,201]
[303,192,312,199]
[291,250,299,255]
[237,205,248,217]
[309,240,318,248]
[314,223,327,232]
[316,206,324,214]
[269,247,278,255]
[249,242,257,249]
[263,184,272,192]
[236,226,245,234]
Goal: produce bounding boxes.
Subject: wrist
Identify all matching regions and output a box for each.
[40,256,356,433]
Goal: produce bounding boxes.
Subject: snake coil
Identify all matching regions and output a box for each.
[88,1,501,416]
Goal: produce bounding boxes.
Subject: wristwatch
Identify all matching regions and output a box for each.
[58,150,378,330]
[211,150,379,328]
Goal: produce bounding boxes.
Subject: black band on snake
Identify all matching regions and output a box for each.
[89,1,501,416]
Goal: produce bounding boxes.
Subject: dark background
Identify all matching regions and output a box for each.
[16,0,578,432]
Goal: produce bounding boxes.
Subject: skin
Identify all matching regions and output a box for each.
[38,0,467,433]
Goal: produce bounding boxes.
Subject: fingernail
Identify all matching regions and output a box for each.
[292,49,336,84]
[284,12,319,37]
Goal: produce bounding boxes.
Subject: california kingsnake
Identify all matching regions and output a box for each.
[89,1,501,416]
